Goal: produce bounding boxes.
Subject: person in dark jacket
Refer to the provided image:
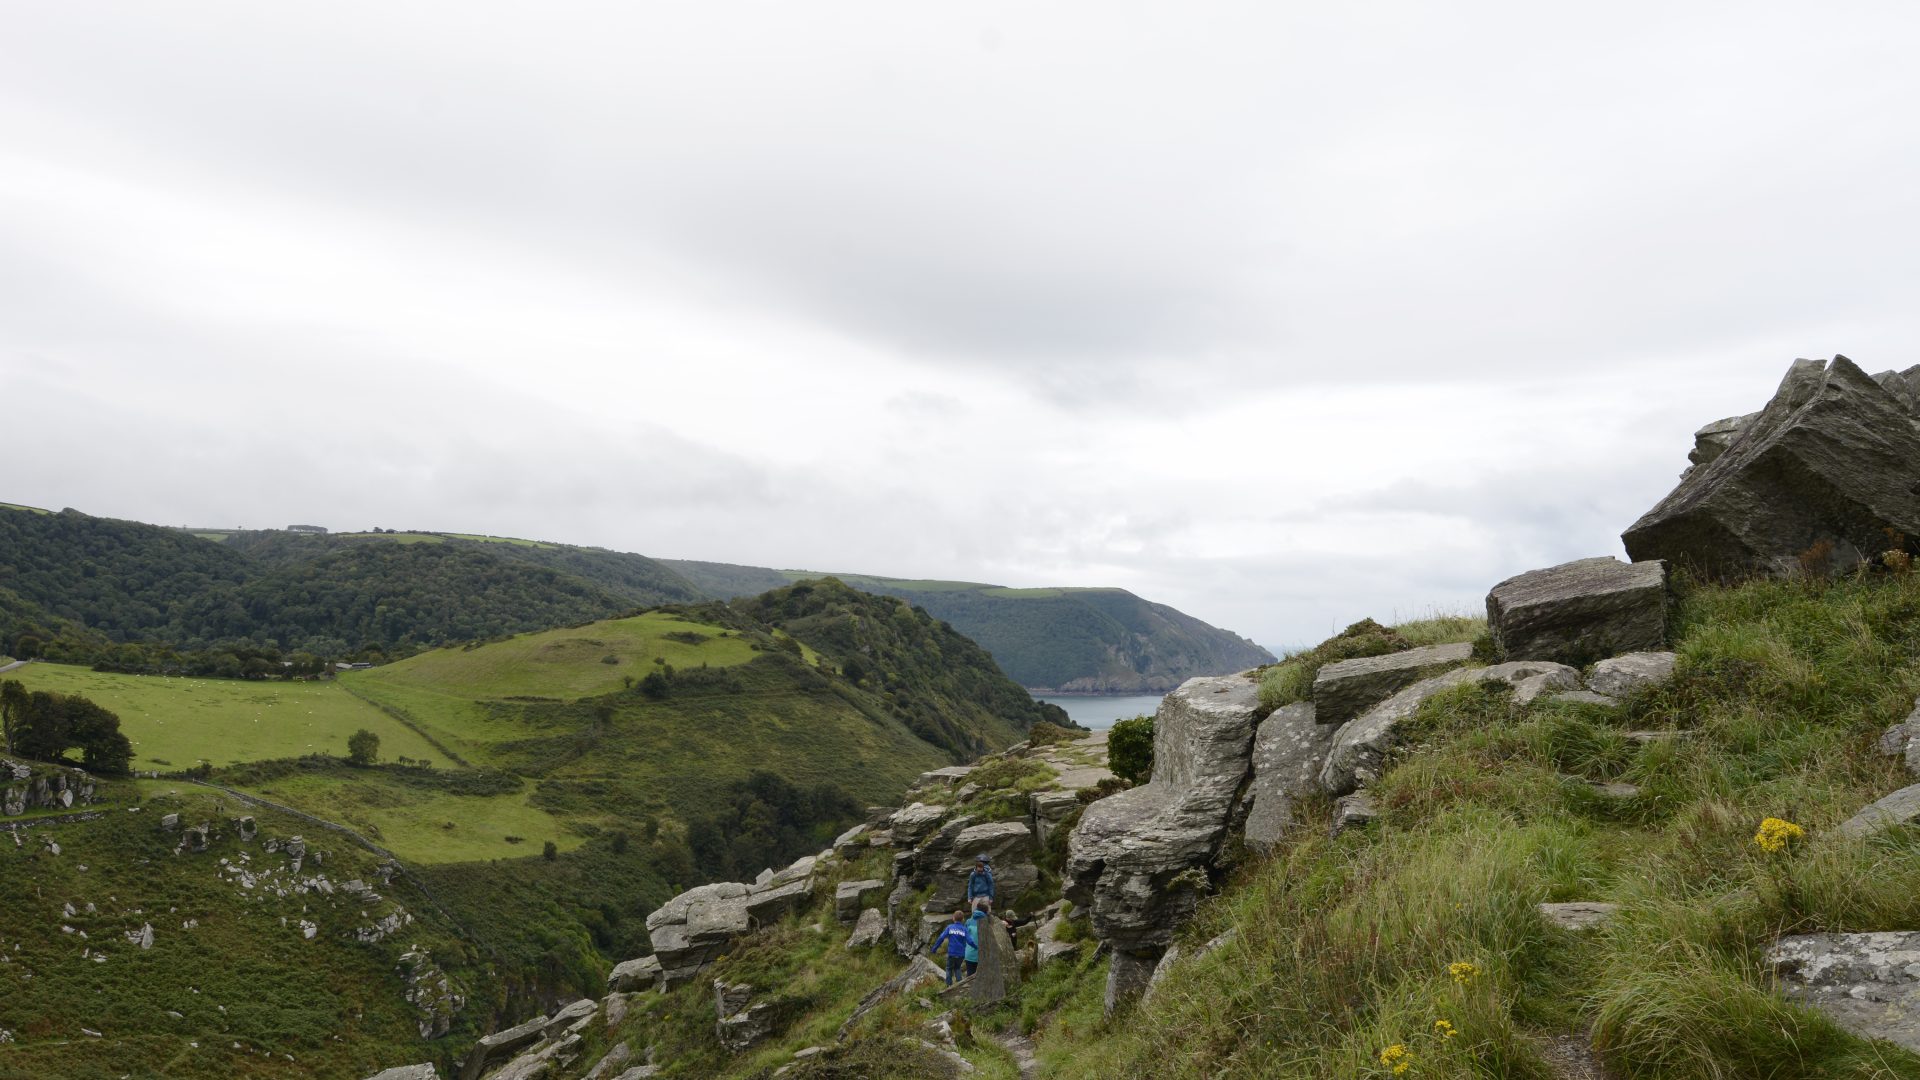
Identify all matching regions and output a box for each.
[929,908,974,986]
[966,855,995,906]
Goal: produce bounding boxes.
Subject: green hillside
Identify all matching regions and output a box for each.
[0,773,489,1080]
[0,506,704,666]
[662,560,1276,691]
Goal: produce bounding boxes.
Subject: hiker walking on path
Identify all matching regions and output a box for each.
[966,854,996,906]
[930,908,974,986]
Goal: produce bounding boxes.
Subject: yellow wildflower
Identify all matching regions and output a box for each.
[1753,817,1805,853]
[1432,1018,1457,1039]
[1448,961,1480,985]
[1378,1043,1413,1074]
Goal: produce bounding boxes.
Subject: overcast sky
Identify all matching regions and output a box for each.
[5,2,1919,651]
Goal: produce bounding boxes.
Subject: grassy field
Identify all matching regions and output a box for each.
[0,500,50,514]
[329,532,443,544]
[440,532,556,548]
[234,768,579,864]
[4,664,441,771]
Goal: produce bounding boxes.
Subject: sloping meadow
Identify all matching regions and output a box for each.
[1034,570,1920,1078]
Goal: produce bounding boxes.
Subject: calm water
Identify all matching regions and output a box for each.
[1031,693,1166,731]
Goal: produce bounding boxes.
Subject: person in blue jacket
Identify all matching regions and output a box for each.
[966,855,995,907]
[963,899,991,976]
[929,908,974,986]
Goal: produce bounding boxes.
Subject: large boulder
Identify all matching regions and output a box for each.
[608,955,662,993]
[1625,356,1920,578]
[1312,642,1475,725]
[1587,651,1679,698]
[645,882,754,985]
[1486,557,1669,666]
[968,915,1020,1005]
[835,879,889,923]
[924,822,1036,914]
[1063,674,1259,959]
[846,908,887,949]
[1242,703,1337,855]
[457,1014,547,1080]
[1767,931,1920,1053]
[1318,661,1579,795]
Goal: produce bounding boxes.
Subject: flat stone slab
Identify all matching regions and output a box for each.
[1551,690,1620,708]
[1311,642,1475,725]
[1487,557,1669,666]
[1768,931,1920,1053]
[1538,901,1619,931]
[1318,661,1579,794]
[1839,783,1920,838]
[1879,698,1920,779]
[1588,651,1679,698]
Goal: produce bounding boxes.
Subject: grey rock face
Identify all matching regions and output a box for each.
[1878,699,1920,779]
[744,877,814,927]
[835,879,888,923]
[1330,793,1377,836]
[846,907,887,949]
[714,981,778,1052]
[583,1043,632,1080]
[363,1066,439,1080]
[1626,356,1920,578]
[1687,413,1755,472]
[645,882,753,984]
[1243,703,1336,855]
[1034,911,1080,966]
[1768,931,1920,1053]
[1313,642,1476,725]
[1318,661,1578,795]
[1588,651,1679,698]
[236,816,257,841]
[1063,674,1259,954]
[968,915,1019,1005]
[1487,557,1669,665]
[1105,950,1160,1015]
[1512,668,1582,706]
[887,803,949,847]
[543,998,597,1039]
[1029,790,1082,848]
[1538,902,1619,931]
[1838,783,1920,839]
[832,823,869,858]
[608,955,662,993]
[457,1014,547,1080]
[924,821,1035,915]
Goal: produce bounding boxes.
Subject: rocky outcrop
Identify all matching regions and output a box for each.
[1329,793,1377,836]
[398,945,465,1039]
[364,1066,439,1080]
[1837,783,1920,839]
[1063,674,1259,1005]
[1029,790,1081,848]
[714,980,777,1052]
[1486,558,1669,665]
[1587,651,1679,698]
[836,879,888,923]
[1318,661,1579,795]
[1625,356,1920,578]
[458,1014,548,1080]
[1878,699,1920,779]
[1768,931,1920,1053]
[2,759,97,818]
[1242,703,1335,854]
[608,955,662,994]
[1686,413,1754,473]
[925,822,1035,914]
[846,908,887,949]
[1311,643,1475,725]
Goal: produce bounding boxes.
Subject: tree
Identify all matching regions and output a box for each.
[542,840,558,861]
[1108,715,1155,785]
[346,728,380,766]
[12,690,70,761]
[66,697,133,775]
[0,679,24,753]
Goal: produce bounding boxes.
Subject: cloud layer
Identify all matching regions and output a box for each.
[5,2,1919,649]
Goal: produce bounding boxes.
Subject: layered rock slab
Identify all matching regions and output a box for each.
[1243,702,1336,854]
[1312,642,1475,725]
[1318,661,1579,795]
[1063,674,1258,957]
[1486,557,1668,666]
[1587,651,1679,698]
[1768,931,1920,1053]
[1624,356,1920,578]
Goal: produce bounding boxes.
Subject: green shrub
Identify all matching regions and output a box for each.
[1109,716,1154,784]
[1027,720,1080,747]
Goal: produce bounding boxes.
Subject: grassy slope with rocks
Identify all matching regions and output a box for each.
[599,572,1920,1079]
[0,775,487,1080]
[661,560,1277,693]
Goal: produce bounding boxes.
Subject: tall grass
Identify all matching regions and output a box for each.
[1037,571,1920,1078]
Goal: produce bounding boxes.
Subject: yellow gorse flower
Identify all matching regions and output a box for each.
[1378,1043,1413,1074]
[1753,817,1805,853]
[1448,961,1480,985]
[1432,1018,1456,1039]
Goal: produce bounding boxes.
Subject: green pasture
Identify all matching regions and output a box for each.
[440,532,556,548]
[1,500,51,514]
[331,531,443,544]
[233,769,579,864]
[4,664,440,770]
[350,610,755,703]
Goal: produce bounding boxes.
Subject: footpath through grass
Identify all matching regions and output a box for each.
[1028,572,1920,1079]
[5,664,439,771]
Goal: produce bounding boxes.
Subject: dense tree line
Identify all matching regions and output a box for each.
[0,678,133,773]
[0,507,706,667]
[685,770,863,881]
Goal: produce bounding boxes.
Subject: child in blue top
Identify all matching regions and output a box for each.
[929,909,974,986]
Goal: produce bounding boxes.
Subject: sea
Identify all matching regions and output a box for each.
[1030,693,1166,731]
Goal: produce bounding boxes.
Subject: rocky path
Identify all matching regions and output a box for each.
[988,1030,1040,1079]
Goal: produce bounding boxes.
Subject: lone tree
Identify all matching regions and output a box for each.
[1107,715,1155,785]
[346,728,380,767]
